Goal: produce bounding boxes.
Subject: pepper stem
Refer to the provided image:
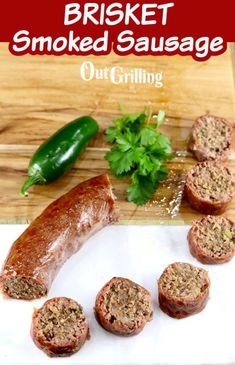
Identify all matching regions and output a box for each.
[20,176,41,197]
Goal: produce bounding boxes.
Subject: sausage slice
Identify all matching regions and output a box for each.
[158,262,210,319]
[185,161,234,214]
[188,215,235,264]
[189,115,233,161]
[95,277,153,336]
[0,174,119,300]
[31,297,89,357]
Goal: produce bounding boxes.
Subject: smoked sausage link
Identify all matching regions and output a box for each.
[0,174,118,300]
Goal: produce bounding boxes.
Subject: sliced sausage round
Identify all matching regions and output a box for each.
[189,115,233,161]
[184,161,234,215]
[158,262,210,319]
[31,297,89,357]
[188,215,235,264]
[95,277,153,336]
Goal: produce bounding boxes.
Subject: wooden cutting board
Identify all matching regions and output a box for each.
[0,43,234,224]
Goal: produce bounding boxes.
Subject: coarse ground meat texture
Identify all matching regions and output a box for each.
[31,297,89,357]
[0,174,119,300]
[189,115,233,161]
[188,216,235,264]
[158,262,210,319]
[184,161,234,215]
[95,277,153,336]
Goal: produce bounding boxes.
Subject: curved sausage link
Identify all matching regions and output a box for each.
[0,174,118,300]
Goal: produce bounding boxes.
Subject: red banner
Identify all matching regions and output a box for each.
[0,0,234,60]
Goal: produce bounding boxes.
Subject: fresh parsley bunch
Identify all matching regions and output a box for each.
[105,110,173,205]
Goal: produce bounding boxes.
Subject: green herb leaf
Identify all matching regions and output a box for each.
[106,147,135,176]
[138,153,154,176]
[127,173,158,205]
[105,109,173,205]
[115,113,146,134]
[140,126,158,146]
[115,135,132,152]
[155,134,170,148]
[105,127,121,143]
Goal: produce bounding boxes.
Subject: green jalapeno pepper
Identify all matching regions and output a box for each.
[20,116,99,196]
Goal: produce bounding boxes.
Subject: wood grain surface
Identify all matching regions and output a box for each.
[0,43,234,224]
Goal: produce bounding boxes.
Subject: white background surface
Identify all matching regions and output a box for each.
[0,224,234,365]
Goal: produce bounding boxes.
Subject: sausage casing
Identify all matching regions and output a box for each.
[0,174,118,300]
